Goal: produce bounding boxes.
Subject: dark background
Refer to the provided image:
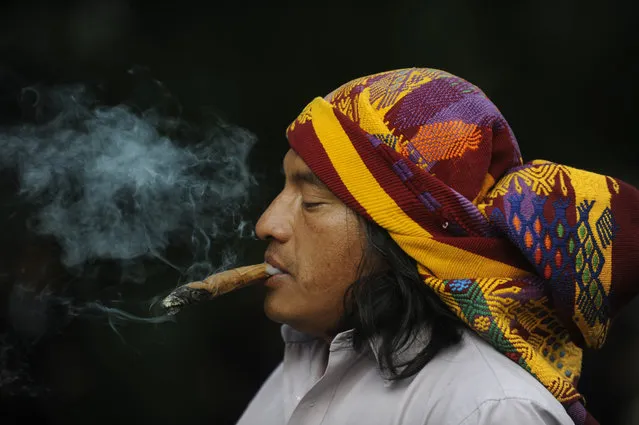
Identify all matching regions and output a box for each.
[1,1,638,424]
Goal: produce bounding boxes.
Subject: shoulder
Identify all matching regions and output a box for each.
[401,330,573,425]
[456,397,573,425]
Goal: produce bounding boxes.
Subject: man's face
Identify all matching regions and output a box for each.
[255,149,365,339]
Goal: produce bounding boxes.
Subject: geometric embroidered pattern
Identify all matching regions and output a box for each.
[487,161,572,198]
[501,193,575,282]
[595,207,616,249]
[574,201,609,329]
[407,120,482,166]
[368,69,430,110]
[444,277,524,365]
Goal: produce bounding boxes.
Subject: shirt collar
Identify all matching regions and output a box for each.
[280,324,318,343]
[280,324,355,350]
[280,324,432,376]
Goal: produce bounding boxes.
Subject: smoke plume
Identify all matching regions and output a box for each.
[1,83,256,270]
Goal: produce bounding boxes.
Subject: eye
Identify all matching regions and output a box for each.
[302,201,324,210]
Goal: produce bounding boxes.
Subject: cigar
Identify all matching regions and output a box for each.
[162,263,270,315]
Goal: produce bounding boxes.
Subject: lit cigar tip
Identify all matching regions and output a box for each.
[161,285,212,315]
[161,294,183,316]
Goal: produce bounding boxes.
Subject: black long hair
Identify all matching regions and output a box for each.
[337,219,464,381]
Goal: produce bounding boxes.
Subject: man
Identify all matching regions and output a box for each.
[236,68,639,425]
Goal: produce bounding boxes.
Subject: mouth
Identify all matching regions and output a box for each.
[264,257,289,288]
[265,263,285,276]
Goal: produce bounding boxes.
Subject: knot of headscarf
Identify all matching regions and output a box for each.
[286,68,639,425]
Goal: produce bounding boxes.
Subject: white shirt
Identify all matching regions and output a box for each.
[236,325,574,425]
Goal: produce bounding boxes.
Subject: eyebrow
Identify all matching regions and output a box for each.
[289,170,328,190]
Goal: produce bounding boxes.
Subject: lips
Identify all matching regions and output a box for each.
[264,254,289,276]
[264,255,290,288]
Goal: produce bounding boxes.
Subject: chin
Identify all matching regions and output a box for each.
[263,293,339,339]
[263,290,292,324]
[263,292,313,335]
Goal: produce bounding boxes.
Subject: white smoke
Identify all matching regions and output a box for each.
[0,84,256,271]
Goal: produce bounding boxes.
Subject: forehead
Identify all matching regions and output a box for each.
[282,149,309,173]
[282,149,330,190]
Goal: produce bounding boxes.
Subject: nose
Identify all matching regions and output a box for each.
[255,192,293,243]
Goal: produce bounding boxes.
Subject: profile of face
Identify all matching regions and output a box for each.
[255,149,366,339]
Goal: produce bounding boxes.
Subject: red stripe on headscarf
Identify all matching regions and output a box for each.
[609,178,639,315]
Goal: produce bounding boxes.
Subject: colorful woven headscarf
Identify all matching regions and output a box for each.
[286,68,639,425]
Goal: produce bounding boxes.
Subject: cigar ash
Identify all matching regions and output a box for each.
[162,286,213,315]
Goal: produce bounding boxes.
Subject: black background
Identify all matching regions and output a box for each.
[1,1,638,424]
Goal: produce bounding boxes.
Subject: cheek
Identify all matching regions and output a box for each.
[297,214,364,292]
